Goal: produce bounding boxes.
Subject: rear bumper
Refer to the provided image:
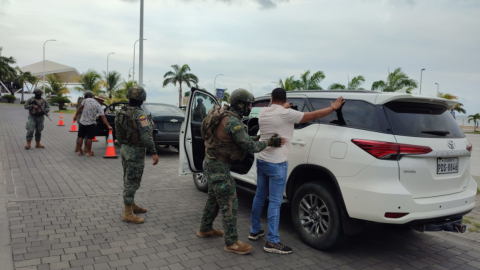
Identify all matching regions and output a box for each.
[153,132,179,145]
[341,175,477,224]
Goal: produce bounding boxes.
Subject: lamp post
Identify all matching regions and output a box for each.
[419,68,425,94]
[43,39,56,95]
[132,39,146,83]
[139,0,144,87]
[435,83,439,97]
[107,52,115,75]
[214,74,224,97]
[248,83,252,93]
[128,67,134,80]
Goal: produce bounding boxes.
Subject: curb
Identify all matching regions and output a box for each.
[0,161,14,270]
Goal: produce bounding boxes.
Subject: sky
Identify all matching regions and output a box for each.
[1,0,479,114]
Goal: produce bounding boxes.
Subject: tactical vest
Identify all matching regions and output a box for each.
[201,104,246,163]
[29,98,46,116]
[115,106,143,145]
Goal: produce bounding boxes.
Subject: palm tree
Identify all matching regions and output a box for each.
[437,92,466,114]
[468,113,480,132]
[44,74,70,97]
[298,70,325,90]
[103,71,122,99]
[348,75,365,90]
[0,48,17,94]
[371,68,418,93]
[105,79,137,105]
[278,76,298,91]
[222,89,230,103]
[163,64,199,106]
[328,83,346,90]
[74,70,103,95]
[15,67,38,102]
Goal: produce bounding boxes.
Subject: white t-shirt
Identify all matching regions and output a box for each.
[257,104,304,163]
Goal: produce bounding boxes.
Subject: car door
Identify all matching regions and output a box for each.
[179,88,219,175]
[96,102,127,139]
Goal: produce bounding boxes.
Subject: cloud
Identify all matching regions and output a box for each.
[119,0,289,9]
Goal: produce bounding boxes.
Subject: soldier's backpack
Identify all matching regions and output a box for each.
[115,106,142,145]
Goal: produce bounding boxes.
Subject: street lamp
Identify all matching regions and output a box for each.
[139,0,144,86]
[128,67,134,79]
[435,83,439,97]
[419,68,425,95]
[107,52,115,75]
[132,39,146,83]
[43,39,56,95]
[248,83,252,93]
[214,74,224,97]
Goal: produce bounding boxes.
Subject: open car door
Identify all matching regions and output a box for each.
[179,88,219,175]
[96,102,127,141]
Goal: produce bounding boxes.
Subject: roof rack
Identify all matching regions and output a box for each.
[292,90,377,94]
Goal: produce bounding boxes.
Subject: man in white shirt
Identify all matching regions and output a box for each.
[248,88,344,254]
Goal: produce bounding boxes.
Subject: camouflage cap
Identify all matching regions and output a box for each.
[33,88,42,94]
[229,88,254,106]
[126,86,147,101]
[84,90,94,98]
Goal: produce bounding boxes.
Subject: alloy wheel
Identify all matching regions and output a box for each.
[299,194,330,237]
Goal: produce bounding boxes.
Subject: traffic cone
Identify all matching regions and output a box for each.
[103,130,118,158]
[57,112,65,126]
[69,119,77,132]
[92,136,98,142]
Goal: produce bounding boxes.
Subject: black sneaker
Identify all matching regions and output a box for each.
[248,230,265,240]
[263,241,293,254]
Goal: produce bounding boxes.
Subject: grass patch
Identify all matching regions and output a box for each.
[478,188,480,195]
[53,110,76,114]
[469,227,480,233]
[465,131,480,134]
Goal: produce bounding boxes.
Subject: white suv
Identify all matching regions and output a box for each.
[179,88,477,250]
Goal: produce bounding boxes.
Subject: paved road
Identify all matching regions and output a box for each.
[2,103,480,270]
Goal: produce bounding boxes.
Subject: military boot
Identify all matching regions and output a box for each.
[224,240,253,255]
[35,141,45,148]
[197,229,223,238]
[132,203,147,214]
[122,205,145,224]
[25,140,32,150]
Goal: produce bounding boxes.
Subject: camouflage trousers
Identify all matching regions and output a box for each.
[121,144,146,205]
[25,115,44,141]
[200,158,238,246]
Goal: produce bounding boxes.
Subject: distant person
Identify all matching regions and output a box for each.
[192,98,207,122]
[24,88,50,149]
[249,88,344,254]
[74,93,111,156]
[74,91,94,152]
[115,86,158,224]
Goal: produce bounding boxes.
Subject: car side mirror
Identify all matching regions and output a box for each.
[153,129,159,135]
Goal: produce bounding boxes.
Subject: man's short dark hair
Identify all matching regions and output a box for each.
[271,88,287,103]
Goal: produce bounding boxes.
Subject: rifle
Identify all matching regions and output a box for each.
[31,99,51,121]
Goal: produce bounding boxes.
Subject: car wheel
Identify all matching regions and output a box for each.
[291,182,345,250]
[193,173,208,192]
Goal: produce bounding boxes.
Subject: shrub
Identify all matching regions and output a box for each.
[50,96,71,110]
[3,94,16,103]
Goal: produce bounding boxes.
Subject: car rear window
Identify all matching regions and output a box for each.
[145,104,185,117]
[384,101,464,138]
[309,98,387,133]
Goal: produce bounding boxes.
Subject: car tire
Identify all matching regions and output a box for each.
[291,182,345,250]
[193,173,208,192]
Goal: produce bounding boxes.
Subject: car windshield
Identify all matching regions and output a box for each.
[144,104,185,117]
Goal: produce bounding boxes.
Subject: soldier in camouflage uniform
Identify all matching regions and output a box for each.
[115,86,159,224]
[192,98,207,122]
[197,88,284,255]
[24,88,50,149]
[74,91,94,152]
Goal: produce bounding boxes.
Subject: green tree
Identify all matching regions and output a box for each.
[328,83,346,90]
[297,70,325,90]
[437,92,466,114]
[103,71,122,99]
[0,47,17,94]
[74,70,103,95]
[105,79,137,105]
[278,76,298,91]
[468,113,480,132]
[348,75,365,90]
[371,68,418,93]
[15,67,38,102]
[163,64,199,106]
[44,74,70,97]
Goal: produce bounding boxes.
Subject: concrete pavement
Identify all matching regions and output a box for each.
[2,103,480,270]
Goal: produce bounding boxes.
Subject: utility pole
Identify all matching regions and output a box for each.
[419,68,425,94]
[139,0,144,86]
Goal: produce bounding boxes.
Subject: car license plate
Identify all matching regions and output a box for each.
[437,158,459,174]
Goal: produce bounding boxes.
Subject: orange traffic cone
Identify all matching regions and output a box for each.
[103,130,118,159]
[69,119,77,132]
[57,112,65,126]
[92,136,98,142]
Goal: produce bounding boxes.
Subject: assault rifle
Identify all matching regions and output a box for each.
[31,99,51,121]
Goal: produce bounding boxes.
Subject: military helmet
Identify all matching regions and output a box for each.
[229,88,254,106]
[84,90,94,98]
[126,86,147,101]
[33,88,42,94]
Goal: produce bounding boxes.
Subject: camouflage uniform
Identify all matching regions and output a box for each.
[200,102,268,246]
[192,100,207,122]
[24,96,50,141]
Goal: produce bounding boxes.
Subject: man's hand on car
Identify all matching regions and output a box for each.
[152,155,159,165]
[267,134,285,147]
[331,96,346,110]
[283,102,292,109]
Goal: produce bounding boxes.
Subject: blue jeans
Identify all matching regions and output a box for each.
[250,159,288,244]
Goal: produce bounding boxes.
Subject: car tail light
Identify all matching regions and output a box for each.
[352,139,432,160]
[467,143,472,152]
[385,212,409,218]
